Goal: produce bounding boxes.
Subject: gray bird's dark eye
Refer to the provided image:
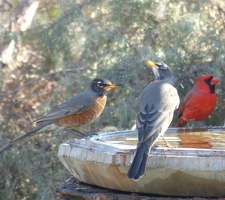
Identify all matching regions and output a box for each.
[156,63,168,70]
[159,64,168,69]
[97,81,104,88]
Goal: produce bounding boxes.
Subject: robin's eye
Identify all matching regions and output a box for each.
[97,81,104,88]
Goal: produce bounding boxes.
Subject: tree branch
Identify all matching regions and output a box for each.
[0,68,86,100]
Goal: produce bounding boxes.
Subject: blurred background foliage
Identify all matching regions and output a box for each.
[0,0,225,199]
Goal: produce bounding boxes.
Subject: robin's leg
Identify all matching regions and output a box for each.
[64,128,89,138]
[71,129,89,137]
[73,129,99,138]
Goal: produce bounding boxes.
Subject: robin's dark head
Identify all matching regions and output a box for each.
[144,60,173,80]
[91,78,117,97]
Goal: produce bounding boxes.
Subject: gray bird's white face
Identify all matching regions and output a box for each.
[153,62,173,80]
[155,62,169,69]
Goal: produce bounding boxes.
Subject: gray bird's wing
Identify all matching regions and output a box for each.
[36,90,93,123]
[136,81,179,144]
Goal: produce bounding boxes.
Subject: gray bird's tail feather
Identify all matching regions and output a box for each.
[127,141,150,180]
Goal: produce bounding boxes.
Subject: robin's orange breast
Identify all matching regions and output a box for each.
[56,96,107,129]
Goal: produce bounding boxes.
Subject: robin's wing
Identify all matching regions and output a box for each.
[136,82,179,144]
[36,91,93,123]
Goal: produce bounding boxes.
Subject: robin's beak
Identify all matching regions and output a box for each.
[145,60,157,68]
[105,84,117,89]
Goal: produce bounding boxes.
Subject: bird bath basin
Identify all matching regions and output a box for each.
[58,127,225,197]
[93,128,225,149]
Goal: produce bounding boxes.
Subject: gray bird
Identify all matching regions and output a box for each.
[0,78,117,153]
[127,60,180,180]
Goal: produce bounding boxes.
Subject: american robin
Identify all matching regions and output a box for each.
[176,74,219,127]
[127,60,180,180]
[0,77,117,153]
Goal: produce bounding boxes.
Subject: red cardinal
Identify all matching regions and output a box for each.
[176,74,219,127]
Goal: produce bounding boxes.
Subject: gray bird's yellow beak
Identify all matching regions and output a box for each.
[145,60,157,68]
[144,59,162,80]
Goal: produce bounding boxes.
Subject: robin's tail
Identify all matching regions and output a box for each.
[176,117,187,127]
[0,128,38,154]
[0,121,56,154]
[127,141,150,180]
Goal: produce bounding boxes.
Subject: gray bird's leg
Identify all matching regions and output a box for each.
[161,135,173,148]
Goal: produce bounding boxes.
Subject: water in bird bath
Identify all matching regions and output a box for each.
[96,128,225,149]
